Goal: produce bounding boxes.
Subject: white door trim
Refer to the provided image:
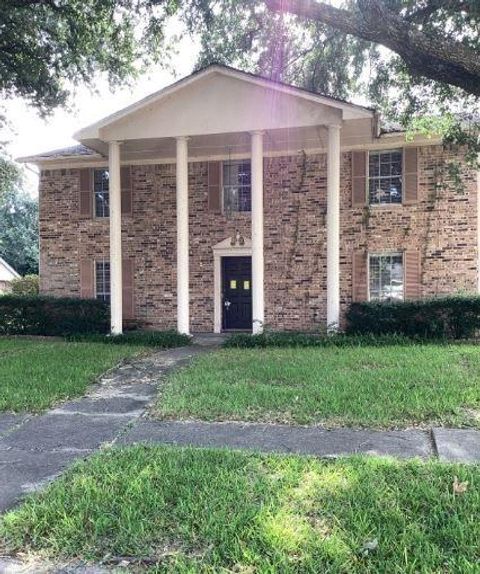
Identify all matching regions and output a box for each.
[213,235,252,333]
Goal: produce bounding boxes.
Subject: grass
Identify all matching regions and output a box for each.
[155,344,480,428]
[0,338,150,412]
[0,446,478,572]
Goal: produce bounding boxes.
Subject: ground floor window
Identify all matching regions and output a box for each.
[369,253,404,301]
[95,260,110,303]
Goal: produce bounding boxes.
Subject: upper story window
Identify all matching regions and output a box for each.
[368,150,402,205]
[223,160,251,213]
[95,260,110,303]
[369,253,404,301]
[94,169,110,218]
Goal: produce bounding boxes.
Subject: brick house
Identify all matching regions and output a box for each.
[20,65,479,334]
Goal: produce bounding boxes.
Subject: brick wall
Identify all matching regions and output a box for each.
[39,144,478,331]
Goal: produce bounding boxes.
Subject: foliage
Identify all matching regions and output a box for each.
[0,0,176,115]
[182,0,375,100]
[0,157,38,275]
[182,1,479,154]
[10,274,39,296]
[346,296,480,339]
[0,338,148,412]
[0,295,108,336]
[1,447,479,572]
[68,330,191,348]
[224,331,410,348]
[156,345,480,427]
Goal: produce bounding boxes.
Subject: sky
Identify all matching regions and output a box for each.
[1,29,197,193]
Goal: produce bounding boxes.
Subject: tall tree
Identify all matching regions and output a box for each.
[0,0,174,115]
[266,0,480,97]
[0,157,38,276]
[182,0,479,147]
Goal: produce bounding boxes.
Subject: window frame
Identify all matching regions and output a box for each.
[93,168,110,219]
[94,259,111,303]
[367,149,404,206]
[222,159,252,214]
[367,252,405,302]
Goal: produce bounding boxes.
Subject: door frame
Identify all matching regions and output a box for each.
[213,237,252,333]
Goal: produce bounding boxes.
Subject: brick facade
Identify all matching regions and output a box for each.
[39,144,478,332]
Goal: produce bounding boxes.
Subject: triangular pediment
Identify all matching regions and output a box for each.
[76,65,372,145]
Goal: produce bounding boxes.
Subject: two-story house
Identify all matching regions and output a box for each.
[20,65,479,335]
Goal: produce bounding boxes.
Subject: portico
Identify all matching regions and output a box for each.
[74,65,374,335]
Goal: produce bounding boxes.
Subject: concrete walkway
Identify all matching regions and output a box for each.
[2,338,480,517]
[1,339,480,573]
[118,420,480,463]
[0,345,205,513]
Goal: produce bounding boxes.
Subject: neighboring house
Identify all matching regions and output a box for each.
[19,65,479,335]
[0,257,20,293]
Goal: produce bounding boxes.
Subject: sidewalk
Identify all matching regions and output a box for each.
[119,419,480,462]
[0,345,205,513]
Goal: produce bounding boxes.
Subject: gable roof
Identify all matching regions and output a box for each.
[75,64,374,141]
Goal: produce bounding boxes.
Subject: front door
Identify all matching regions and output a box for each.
[222,256,252,330]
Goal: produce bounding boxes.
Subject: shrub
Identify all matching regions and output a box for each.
[224,331,411,348]
[67,330,191,348]
[346,296,480,339]
[10,275,39,296]
[0,295,108,336]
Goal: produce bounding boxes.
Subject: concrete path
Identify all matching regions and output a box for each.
[1,336,480,572]
[2,338,480,515]
[0,345,204,514]
[118,420,480,462]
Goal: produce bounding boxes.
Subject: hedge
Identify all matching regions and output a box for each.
[346,296,480,339]
[224,331,411,348]
[67,330,191,348]
[0,295,109,336]
[10,275,40,296]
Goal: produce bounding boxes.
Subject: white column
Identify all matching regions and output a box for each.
[176,136,190,335]
[251,131,264,334]
[108,140,123,335]
[327,124,341,332]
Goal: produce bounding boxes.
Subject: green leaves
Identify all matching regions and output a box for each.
[0,157,38,276]
[0,0,174,115]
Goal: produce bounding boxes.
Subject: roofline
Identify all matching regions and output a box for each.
[0,257,20,278]
[75,64,374,140]
[17,151,103,164]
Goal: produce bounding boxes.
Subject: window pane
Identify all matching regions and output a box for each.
[369,254,404,301]
[368,150,403,205]
[95,261,111,303]
[223,161,251,213]
[94,169,110,218]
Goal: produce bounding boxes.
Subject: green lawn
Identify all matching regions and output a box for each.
[155,344,480,428]
[1,446,478,572]
[0,338,149,412]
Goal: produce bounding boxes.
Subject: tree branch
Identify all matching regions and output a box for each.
[406,1,471,24]
[265,0,480,96]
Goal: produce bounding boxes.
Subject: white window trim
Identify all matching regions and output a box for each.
[222,159,252,215]
[94,258,111,302]
[93,168,110,220]
[367,251,405,302]
[367,148,404,207]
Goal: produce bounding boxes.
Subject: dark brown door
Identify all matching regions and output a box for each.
[222,257,252,330]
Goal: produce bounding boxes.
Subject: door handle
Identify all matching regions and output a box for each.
[224,300,231,309]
